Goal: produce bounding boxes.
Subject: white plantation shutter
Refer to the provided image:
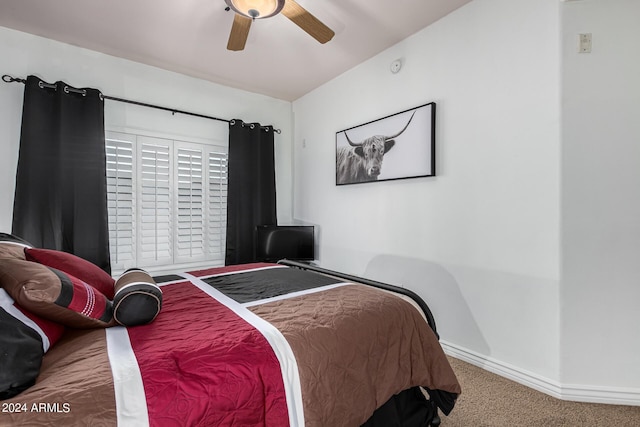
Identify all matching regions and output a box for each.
[106,132,136,272]
[208,148,228,258]
[105,131,227,274]
[175,144,205,262]
[138,137,173,266]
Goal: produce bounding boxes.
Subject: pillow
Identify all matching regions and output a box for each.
[0,288,65,399]
[0,258,114,328]
[0,232,33,246]
[25,248,115,299]
[0,233,32,260]
[113,268,162,326]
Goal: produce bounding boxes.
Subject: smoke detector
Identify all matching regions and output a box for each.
[390,59,402,74]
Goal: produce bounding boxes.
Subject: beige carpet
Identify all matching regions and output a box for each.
[440,356,640,426]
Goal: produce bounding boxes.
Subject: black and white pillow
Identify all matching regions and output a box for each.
[113,268,163,326]
[0,289,65,399]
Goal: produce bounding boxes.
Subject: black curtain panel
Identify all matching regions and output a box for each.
[12,75,111,273]
[225,120,277,265]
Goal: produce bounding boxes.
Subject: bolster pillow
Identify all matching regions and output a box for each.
[113,268,162,326]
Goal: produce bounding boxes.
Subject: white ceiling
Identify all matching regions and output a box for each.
[0,0,473,101]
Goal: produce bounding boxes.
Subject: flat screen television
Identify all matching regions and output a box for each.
[255,225,315,262]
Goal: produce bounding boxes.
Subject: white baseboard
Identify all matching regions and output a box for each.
[440,340,640,407]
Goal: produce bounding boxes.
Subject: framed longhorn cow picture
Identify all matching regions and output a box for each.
[335,102,435,185]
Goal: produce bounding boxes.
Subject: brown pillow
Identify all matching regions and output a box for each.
[0,242,28,260]
[0,258,114,328]
[0,233,31,260]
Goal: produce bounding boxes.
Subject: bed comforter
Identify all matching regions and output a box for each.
[1,262,460,426]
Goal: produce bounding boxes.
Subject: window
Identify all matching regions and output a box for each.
[106,131,228,275]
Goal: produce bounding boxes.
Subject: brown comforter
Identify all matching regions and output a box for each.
[250,283,461,426]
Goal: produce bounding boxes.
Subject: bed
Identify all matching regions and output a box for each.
[0,234,460,426]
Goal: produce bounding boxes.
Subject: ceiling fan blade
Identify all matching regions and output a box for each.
[227,14,252,51]
[282,0,334,44]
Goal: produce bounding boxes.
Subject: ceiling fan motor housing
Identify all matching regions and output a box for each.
[225,0,285,19]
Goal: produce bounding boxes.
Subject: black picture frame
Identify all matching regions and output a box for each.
[335,102,436,186]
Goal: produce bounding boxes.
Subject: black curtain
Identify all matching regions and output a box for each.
[225,120,277,265]
[12,75,111,273]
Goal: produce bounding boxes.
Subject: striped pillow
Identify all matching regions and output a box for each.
[0,258,114,329]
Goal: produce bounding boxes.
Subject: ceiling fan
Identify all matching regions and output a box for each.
[224,0,335,51]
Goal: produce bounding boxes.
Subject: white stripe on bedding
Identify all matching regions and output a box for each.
[156,277,186,287]
[183,272,306,427]
[106,326,149,427]
[0,289,50,352]
[242,282,353,308]
[198,264,287,279]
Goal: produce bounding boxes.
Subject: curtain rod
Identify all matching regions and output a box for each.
[2,74,281,134]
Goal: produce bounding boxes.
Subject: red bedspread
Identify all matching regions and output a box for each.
[127,280,289,427]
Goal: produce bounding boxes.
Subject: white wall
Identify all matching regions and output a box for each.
[293,0,562,390]
[0,26,294,232]
[561,0,640,399]
[293,0,640,404]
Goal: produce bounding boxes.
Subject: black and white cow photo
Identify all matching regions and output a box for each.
[335,102,435,185]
